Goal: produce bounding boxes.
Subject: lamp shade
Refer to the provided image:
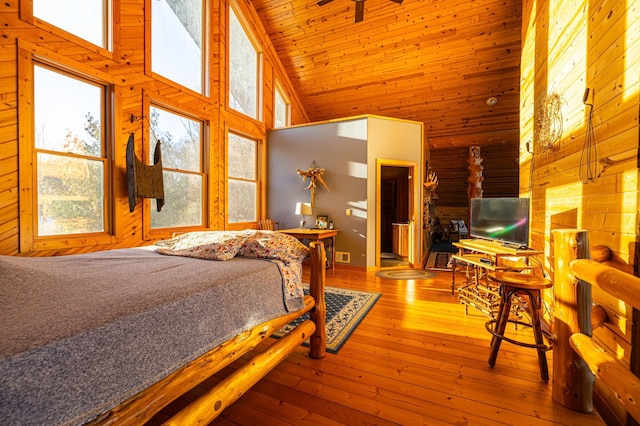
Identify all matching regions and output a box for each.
[295,202,312,216]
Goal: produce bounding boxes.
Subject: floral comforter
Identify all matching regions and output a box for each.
[155,230,310,302]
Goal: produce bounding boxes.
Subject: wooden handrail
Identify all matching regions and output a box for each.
[570,258,640,422]
[569,333,640,422]
[571,259,640,308]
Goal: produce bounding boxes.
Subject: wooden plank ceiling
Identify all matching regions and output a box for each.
[252,0,522,149]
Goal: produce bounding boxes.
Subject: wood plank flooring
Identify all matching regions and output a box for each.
[154,267,605,425]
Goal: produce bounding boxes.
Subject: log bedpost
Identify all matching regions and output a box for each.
[309,241,327,358]
[551,229,594,412]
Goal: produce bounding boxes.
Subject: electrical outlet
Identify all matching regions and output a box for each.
[335,251,350,263]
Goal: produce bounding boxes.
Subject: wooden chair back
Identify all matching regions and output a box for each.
[258,219,280,230]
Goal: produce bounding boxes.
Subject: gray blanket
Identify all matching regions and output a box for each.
[0,246,303,425]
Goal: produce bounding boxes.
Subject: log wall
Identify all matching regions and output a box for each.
[0,0,308,256]
[520,0,639,422]
[430,143,519,223]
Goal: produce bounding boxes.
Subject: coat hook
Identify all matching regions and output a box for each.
[130,114,146,123]
[583,88,593,114]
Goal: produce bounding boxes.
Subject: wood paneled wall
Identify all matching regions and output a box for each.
[0,0,308,256]
[520,0,639,422]
[429,143,519,222]
[430,148,469,209]
[251,0,523,148]
[481,144,521,198]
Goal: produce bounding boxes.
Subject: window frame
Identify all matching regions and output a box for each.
[273,80,291,128]
[227,1,264,123]
[20,0,118,60]
[142,94,209,241]
[17,42,118,252]
[147,0,209,98]
[225,129,264,230]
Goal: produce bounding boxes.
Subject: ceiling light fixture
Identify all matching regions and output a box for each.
[486,97,498,106]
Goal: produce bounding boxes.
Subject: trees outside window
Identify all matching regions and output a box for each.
[34,65,106,236]
[149,106,204,229]
[228,6,260,119]
[152,0,204,94]
[274,83,290,128]
[227,132,258,223]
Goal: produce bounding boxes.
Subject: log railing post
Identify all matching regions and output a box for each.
[552,229,594,412]
[309,241,326,359]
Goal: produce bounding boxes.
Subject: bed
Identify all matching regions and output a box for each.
[0,230,326,425]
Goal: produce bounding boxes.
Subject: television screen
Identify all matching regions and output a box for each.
[469,197,530,247]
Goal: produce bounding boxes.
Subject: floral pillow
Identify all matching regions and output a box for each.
[155,231,250,261]
[237,230,309,264]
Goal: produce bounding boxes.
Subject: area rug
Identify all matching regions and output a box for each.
[429,241,459,253]
[375,269,437,279]
[273,285,380,354]
[425,251,453,271]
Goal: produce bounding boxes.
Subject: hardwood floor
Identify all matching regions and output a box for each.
[156,266,605,425]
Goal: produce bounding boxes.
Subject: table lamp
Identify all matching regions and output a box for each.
[295,202,312,228]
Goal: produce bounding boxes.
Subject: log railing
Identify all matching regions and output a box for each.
[569,259,640,422]
[553,229,640,421]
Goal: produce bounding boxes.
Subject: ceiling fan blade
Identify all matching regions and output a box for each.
[317,0,334,5]
[354,0,364,22]
[389,0,404,3]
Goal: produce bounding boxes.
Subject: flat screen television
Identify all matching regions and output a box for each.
[469,197,530,248]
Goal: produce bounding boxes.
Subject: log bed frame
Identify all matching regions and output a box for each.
[87,242,327,425]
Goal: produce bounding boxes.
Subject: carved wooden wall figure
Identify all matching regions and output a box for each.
[468,145,484,201]
[423,168,438,230]
[126,133,165,213]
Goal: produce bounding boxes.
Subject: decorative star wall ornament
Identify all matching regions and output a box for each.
[296,162,329,207]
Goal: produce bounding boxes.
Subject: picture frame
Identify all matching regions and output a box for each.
[315,215,328,229]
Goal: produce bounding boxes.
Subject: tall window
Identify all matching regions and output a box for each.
[274,84,290,128]
[228,6,260,120]
[152,0,204,93]
[33,0,108,48]
[227,133,258,223]
[34,65,107,236]
[149,106,204,229]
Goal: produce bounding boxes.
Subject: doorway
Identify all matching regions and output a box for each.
[377,160,418,269]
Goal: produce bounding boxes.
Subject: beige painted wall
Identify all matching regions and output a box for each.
[267,115,423,268]
[366,116,424,267]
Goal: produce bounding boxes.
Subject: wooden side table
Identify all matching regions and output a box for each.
[278,228,339,269]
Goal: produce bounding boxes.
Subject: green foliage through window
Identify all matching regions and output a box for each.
[149,106,204,229]
[228,132,258,223]
[34,64,106,236]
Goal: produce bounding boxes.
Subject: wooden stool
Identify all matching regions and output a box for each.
[485,272,553,382]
